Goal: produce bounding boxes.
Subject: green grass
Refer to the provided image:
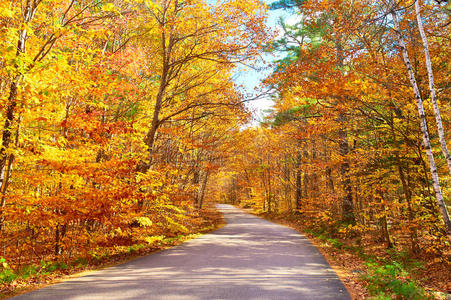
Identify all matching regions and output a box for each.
[0,257,69,284]
[363,261,430,300]
[302,227,430,299]
[127,243,146,254]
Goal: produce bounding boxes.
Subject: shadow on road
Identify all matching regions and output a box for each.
[13,204,350,300]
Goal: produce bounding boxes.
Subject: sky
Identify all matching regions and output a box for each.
[233,1,292,125]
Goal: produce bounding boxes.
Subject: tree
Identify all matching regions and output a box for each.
[137,0,269,171]
[212,0,451,255]
[0,0,271,269]
[0,0,122,228]
[388,0,451,241]
[415,0,451,174]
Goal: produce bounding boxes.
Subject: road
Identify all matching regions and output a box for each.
[13,204,350,300]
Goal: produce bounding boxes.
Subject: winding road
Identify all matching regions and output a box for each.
[13,204,350,300]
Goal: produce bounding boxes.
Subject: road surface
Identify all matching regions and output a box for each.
[13,204,350,300]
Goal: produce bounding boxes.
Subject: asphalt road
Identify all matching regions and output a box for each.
[13,204,351,300]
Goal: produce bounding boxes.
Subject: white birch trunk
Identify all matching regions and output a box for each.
[390,4,451,242]
[415,0,451,175]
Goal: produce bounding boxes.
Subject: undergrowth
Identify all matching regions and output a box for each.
[363,261,429,299]
[299,225,432,299]
[0,257,69,284]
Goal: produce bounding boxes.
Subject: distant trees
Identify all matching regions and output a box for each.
[212,0,451,252]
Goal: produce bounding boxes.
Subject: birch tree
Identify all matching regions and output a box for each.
[389,0,451,242]
[414,0,451,175]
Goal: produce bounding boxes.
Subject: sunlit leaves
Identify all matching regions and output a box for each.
[0,0,269,272]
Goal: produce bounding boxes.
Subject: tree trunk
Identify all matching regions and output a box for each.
[267,167,272,213]
[193,163,200,204]
[0,154,14,231]
[326,167,334,192]
[0,75,21,231]
[376,188,393,248]
[198,170,210,209]
[141,72,166,170]
[335,39,355,225]
[415,0,451,175]
[0,0,39,197]
[295,151,302,210]
[391,5,451,242]
[395,154,420,253]
[338,113,355,224]
[140,8,172,172]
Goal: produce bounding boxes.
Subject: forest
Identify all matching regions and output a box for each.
[0,0,450,299]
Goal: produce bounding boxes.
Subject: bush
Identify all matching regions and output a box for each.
[74,257,89,268]
[19,265,38,278]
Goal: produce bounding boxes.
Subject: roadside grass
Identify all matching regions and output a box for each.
[305,227,449,299]
[1,259,69,285]
[362,260,428,300]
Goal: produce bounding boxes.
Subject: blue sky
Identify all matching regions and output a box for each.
[234,1,292,124]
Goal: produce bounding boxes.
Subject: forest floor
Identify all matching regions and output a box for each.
[0,203,225,299]
[251,210,451,300]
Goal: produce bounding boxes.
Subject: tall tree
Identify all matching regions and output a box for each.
[388,0,451,241]
[414,0,451,174]
[138,0,268,171]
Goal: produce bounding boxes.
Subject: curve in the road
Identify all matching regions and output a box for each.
[13,204,351,300]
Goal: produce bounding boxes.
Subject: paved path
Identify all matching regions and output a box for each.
[13,204,350,300]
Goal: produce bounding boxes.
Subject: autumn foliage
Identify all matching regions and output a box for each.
[212,0,451,258]
[0,0,269,272]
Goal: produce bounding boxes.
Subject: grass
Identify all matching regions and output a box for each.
[305,226,432,299]
[0,258,69,284]
[363,261,429,300]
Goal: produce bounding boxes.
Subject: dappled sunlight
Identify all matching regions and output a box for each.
[14,204,349,300]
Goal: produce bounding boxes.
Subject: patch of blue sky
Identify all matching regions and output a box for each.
[232,1,295,125]
[205,0,297,125]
